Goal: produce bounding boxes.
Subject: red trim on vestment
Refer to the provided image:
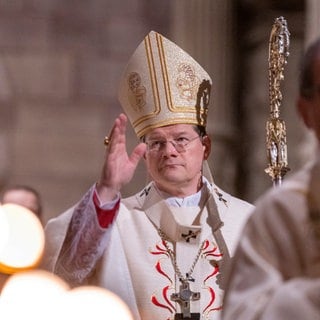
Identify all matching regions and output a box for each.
[93,191,120,228]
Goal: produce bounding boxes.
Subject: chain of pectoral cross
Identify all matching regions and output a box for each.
[158,229,205,283]
[158,229,205,319]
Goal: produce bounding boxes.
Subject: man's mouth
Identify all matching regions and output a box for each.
[161,163,183,169]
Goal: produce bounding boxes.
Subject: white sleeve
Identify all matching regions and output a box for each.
[42,185,112,287]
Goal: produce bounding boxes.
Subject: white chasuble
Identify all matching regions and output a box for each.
[42,180,253,320]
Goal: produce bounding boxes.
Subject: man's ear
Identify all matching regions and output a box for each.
[202,135,211,160]
[297,96,313,128]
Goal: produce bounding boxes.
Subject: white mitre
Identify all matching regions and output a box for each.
[118,30,212,138]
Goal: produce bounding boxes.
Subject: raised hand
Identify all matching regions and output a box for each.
[96,113,146,202]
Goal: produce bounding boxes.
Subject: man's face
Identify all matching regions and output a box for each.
[144,124,210,196]
[2,190,39,218]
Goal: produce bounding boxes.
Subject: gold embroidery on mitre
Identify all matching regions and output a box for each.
[127,72,146,112]
[176,63,200,102]
[118,31,213,138]
[132,34,162,130]
[157,38,199,115]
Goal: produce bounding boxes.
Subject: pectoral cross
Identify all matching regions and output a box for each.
[181,230,199,243]
[171,281,200,319]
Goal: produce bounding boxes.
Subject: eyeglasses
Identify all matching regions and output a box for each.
[145,136,201,153]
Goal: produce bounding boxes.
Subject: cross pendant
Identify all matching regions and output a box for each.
[171,281,200,319]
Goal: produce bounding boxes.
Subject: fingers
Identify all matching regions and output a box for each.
[105,114,128,152]
[108,113,127,140]
[103,112,146,163]
[99,114,145,197]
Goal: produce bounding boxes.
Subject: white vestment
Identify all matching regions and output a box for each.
[222,159,320,320]
[42,179,253,320]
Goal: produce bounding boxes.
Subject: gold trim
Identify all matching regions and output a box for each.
[136,117,198,138]
[145,33,161,116]
[132,33,161,128]
[157,32,173,111]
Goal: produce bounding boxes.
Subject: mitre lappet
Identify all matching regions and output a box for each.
[118,30,213,138]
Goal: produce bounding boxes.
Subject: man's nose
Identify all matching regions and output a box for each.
[162,140,178,154]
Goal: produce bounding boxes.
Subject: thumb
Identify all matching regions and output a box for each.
[129,143,147,167]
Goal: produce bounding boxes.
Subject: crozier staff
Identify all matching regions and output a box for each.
[222,37,320,320]
[42,31,253,320]
[265,16,290,186]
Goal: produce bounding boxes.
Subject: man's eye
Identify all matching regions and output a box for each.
[175,137,189,143]
[149,141,163,148]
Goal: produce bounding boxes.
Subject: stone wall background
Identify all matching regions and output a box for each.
[0,0,316,223]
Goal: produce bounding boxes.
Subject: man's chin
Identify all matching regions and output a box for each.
[159,174,186,185]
